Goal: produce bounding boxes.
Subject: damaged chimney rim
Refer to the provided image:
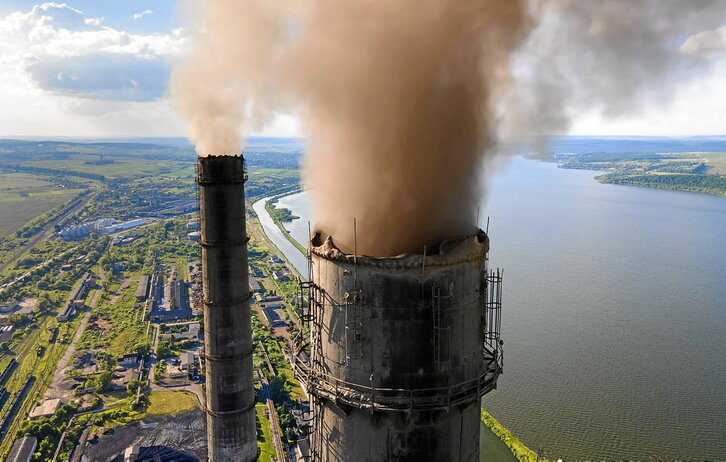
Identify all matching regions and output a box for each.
[310,230,490,268]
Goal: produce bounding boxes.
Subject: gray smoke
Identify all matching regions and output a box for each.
[501,0,725,141]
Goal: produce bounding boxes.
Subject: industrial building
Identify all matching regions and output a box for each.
[0,301,20,314]
[57,272,95,321]
[192,153,504,460]
[136,275,150,301]
[29,398,63,419]
[293,232,503,461]
[171,280,190,310]
[6,437,37,462]
[59,218,115,240]
[100,218,146,234]
[249,277,263,294]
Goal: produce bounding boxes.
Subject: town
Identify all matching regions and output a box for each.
[0,141,314,462]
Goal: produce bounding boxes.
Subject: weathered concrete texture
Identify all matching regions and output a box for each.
[307,231,494,461]
[197,156,256,462]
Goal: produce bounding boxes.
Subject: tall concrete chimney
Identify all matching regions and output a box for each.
[197,155,256,462]
[294,231,503,461]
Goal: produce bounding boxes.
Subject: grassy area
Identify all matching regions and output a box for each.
[480,421,518,461]
[18,155,189,179]
[0,173,54,191]
[480,409,541,462]
[248,168,300,180]
[557,151,726,196]
[76,277,148,357]
[0,313,84,458]
[698,152,726,175]
[256,403,276,462]
[146,391,199,415]
[0,188,78,236]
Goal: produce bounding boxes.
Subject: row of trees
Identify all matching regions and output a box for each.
[598,173,726,195]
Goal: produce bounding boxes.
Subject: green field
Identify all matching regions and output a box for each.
[699,152,726,174]
[0,172,54,191]
[0,187,79,237]
[146,391,199,415]
[18,154,195,179]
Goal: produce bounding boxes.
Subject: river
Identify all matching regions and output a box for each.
[255,157,726,460]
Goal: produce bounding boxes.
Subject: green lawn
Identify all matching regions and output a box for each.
[146,391,199,415]
[256,403,275,462]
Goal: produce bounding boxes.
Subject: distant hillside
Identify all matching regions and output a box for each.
[548,135,726,154]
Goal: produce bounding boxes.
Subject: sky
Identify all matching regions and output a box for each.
[0,1,723,139]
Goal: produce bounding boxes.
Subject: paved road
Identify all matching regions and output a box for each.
[44,271,106,401]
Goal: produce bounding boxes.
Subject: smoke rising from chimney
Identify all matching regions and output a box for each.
[173,0,724,255]
[289,0,531,256]
[172,0,287,157]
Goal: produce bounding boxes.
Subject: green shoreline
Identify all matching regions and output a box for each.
[262,190,309,257]
[256,191,540,461]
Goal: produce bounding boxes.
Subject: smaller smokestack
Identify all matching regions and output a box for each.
[197,155,256,462]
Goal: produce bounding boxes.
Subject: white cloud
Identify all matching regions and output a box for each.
[0,3,191,137]
[84,17,104,26]
[132,9,153,21]
[0,3,188,99]
[680,26,726,60]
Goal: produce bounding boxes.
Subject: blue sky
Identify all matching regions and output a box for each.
[0,1,180,33]
[0,1,723,139]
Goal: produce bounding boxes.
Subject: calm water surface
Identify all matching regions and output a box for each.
[264,158,726,460]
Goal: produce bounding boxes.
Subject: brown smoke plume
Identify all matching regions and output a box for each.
[172,0,288,156]
[289,0,531,256]
[173,0,724,256]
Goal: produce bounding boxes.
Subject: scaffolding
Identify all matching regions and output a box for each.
[292,270,504,414]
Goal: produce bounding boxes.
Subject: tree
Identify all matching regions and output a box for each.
[268,373,289,403]
[94,370,112,392]
[133,341,151,357]
[126,379,145,395]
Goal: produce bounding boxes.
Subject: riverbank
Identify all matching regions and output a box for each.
[481,410,542,461]
[263,192,308,257]
[553,151,726,197]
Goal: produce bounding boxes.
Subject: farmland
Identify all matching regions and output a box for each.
[555,151,726,196]
[0,172,82,237]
